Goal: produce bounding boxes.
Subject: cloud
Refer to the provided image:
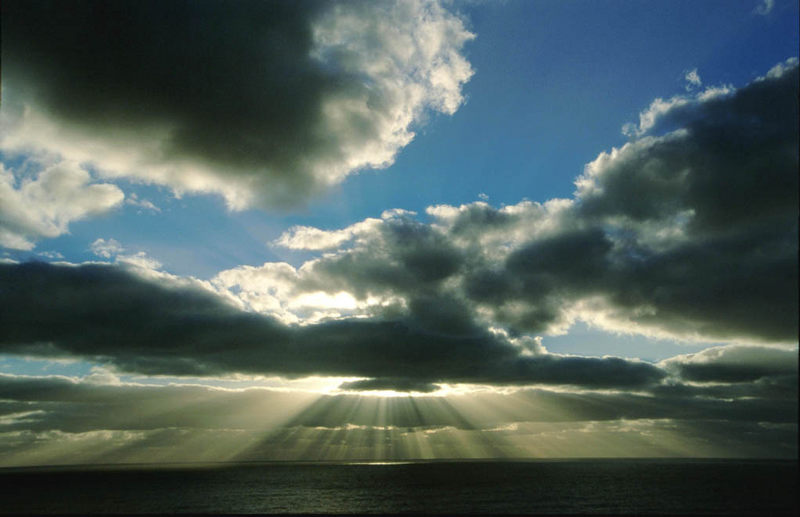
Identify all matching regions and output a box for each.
[0,162,124,250]
[661,345,798,383]
[90,238,125,259]
[275,218,383,250]
[116,251,163,271]
[338,378,441,393]
[1,0,473,210]
[0,373,782,434]
[753,0,775,15]
[0,261,665,389]
[684,68,702,91]
[125,193,160,213]
[0,60,796,395]
[0,373,311,434]
[0,372,795,465]
[36,251,63,260]
[259,61,798,345]
[89,238,162,270]
[571,62,798,342]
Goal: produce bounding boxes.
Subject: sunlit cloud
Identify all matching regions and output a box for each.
[1,0,473,210]
[0,161,124,250]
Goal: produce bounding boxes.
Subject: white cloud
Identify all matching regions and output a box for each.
[116,251,162,271]
[309,0,475,188]
[36,250,64,260]
[90,238,125,259]
[622,98,689,137]
[0,162,124,250]
[661,344,797,370]
[621,81,734,137]
[125,193,160,213]
[753,0,775,15]
[761,56,799,81]
[684,68,702,91]
[90,238,163,272]
[212,262,301,322]
[83,366,122,386]
[275,218,382,250]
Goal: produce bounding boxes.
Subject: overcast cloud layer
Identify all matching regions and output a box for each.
[0,0,473,214]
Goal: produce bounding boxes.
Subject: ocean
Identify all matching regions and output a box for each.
[0,459,796,514]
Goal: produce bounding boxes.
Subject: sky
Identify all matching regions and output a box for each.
[0,0,797,466]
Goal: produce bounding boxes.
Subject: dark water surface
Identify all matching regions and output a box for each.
[1,459,796,514]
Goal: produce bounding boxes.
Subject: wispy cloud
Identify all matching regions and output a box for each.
[90,238,125,259]
[684,68,702,91]
[753,0,775,15]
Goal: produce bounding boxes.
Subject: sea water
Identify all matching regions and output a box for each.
[1,459,797,514]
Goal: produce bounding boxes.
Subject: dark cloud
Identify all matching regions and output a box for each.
[660,345,798,384]
[210,63,800,389]
[3,0,326,174]
[275,63,798,344]
[529,66,797,341]
[0,374,314,433]
[300,215,464,298]
[677,365,796,384]
[477,228,613,331]
[1,0,474,208]
[581,66,799,230]
[601,224,797,342]
[493,355,664,388]
[0,374,794,438]
[652,374,798,402]
[567,66,799,340]
[338,378,441,393]
[348,64,798,343]
[0,262,663,389]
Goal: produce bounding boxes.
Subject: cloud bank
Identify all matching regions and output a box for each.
[1,0,473,210]
[0,261,666,389]
[0,369,795,466]
[0,61,797,393]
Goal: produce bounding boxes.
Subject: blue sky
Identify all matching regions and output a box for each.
[0,0,797,464]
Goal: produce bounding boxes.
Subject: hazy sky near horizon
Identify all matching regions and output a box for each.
[0,0,797,465]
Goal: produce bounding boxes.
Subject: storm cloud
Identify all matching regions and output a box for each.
[1,0,473,209]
